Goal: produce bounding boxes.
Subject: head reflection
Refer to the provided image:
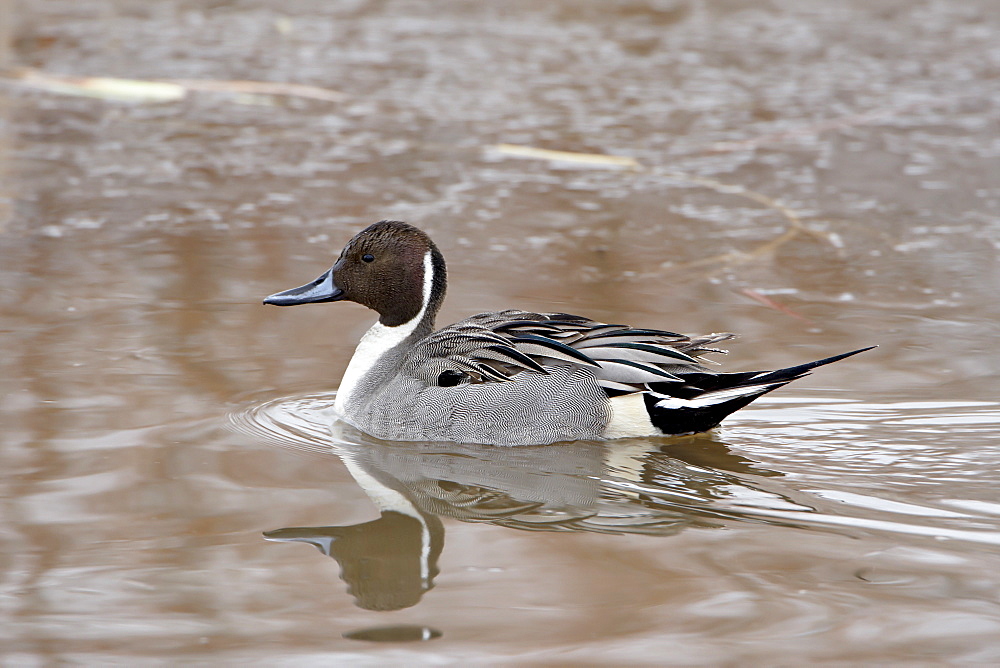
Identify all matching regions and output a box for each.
[265,510,443,611]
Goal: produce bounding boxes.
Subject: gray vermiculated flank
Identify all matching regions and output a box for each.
[352,361,611,446]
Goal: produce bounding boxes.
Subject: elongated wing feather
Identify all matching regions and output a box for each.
[400,309,726,389]
[577,341,700,365]
[576,328,685,342]
[594,359,683,384]
[476,344,549,374]
[510,333,601,367]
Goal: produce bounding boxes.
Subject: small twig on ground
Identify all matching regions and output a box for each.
[491,144,642,169]
[164,78,346,102]
[1,68,347,103]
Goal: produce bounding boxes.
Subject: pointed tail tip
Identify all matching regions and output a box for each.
[753,344,877,383]
[796,344,879,371]
[817,344,879,366]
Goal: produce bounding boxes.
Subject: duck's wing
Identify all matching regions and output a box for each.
[402,309,733,395]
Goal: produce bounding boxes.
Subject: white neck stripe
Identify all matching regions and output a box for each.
[418,249,435,321]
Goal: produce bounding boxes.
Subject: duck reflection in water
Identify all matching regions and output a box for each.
[264,420,801,612]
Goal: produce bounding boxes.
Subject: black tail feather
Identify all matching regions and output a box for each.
[644,346,876,436]
[643,385,787,435]
[749,345,877,384]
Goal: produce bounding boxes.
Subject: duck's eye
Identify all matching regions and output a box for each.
[362,254,375,263]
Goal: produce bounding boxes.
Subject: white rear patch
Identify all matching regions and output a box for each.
[603,392,659,439]
[335,251,435,414]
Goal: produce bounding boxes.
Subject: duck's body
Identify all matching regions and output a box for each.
[265,220,872,446]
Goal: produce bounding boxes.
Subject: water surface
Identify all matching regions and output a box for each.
[3,0,1000,664]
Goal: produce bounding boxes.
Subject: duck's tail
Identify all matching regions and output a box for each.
[642,346,877,436]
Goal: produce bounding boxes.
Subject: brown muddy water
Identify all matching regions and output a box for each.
[3,0,1000,664]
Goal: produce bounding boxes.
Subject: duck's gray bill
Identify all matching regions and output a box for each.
[263,268,344,306]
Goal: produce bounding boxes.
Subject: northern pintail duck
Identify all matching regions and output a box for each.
[264,220,873,446]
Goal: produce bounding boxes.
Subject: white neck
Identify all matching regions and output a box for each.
[334,250,435,415]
